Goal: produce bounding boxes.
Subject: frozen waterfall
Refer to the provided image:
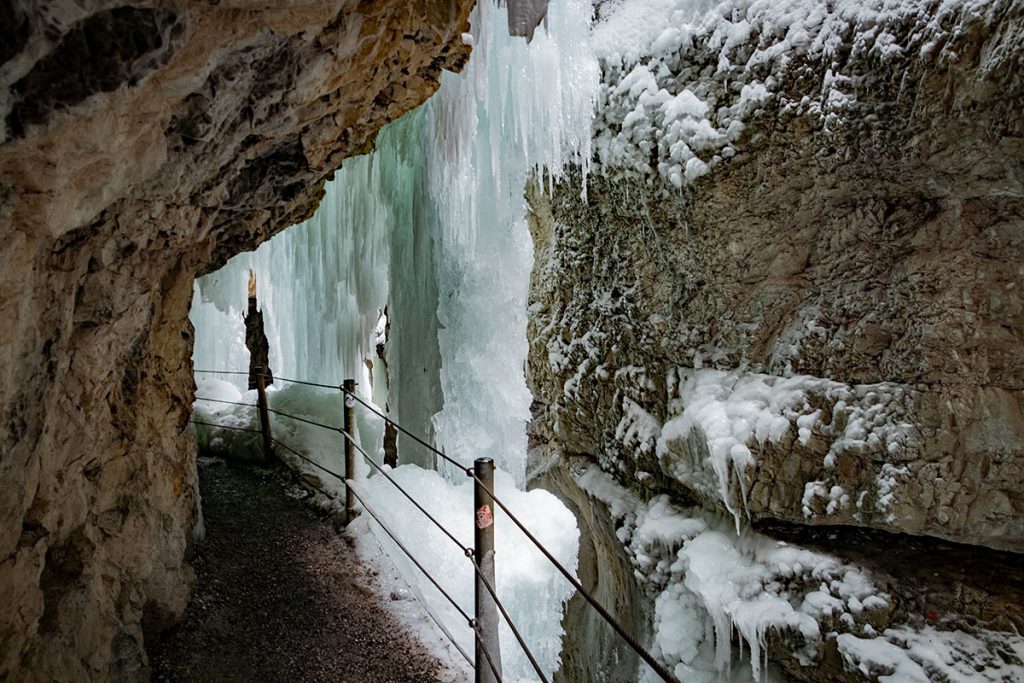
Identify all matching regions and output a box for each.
[190,0,598,679]
[191,0,597,483]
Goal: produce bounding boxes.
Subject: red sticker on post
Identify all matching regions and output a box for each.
[476,504,493,529]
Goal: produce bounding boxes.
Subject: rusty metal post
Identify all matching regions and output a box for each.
[254,365,274,462]
[473,457,501,683]
[343,379,357,524]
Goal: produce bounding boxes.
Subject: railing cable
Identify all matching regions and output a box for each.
[347,484,476,668]
[341,428,471,556]
[467,471,679,683]
[339,386,466,471]
[472,624,504,683]
[194,394,343,433]
[470,556,548,683]
[194,368,339,391]
[271,437,347,484]
[194,397,256,409]
[190,419,263,435]
[267,407,341,432]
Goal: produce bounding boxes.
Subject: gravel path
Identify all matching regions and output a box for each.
[148,459,450,682]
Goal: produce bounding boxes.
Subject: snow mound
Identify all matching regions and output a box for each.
[354,464,580,682]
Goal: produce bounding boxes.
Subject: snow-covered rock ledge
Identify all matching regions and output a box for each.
[573,463,1024,683]
[591,0,1023,194]
[653,367,1023,548]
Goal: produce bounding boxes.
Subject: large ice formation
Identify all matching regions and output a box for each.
[191,0,597,679]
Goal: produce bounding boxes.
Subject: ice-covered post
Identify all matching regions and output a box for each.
[254,365,274,462]
[343,379,357,524]
[473,457,501,683]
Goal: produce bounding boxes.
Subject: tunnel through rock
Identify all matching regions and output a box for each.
[3,0,1024,681]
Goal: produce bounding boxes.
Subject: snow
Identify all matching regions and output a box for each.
[191,378,260,457]
[657,367,917,528]
[838,626,1024,683]
[582,461,1024,683]
[590,0,995,191]
[802,481,850,517]
[578,464,892,682]
[352,464,579,682]
[576,463,643,519]
[616,398,663,458]
[875,463,909,522]
[682,531,821,678]
[658,369,814,528]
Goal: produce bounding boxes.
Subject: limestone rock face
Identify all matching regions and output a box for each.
[527,0,1024,555]
[0,1,472,680]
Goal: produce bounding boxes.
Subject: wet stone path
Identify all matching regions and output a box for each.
[148,459,448,683]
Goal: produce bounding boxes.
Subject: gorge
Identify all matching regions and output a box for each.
[2,1,1023,681]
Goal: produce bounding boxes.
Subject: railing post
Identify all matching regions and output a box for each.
[343,379,357,524]
[254,365,274,462]
[473,457,501,683]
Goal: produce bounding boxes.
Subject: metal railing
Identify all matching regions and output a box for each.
[190,368,681,683]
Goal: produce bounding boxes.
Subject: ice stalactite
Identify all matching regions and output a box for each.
[191,1,598,679]
[426,0,599,484]
[191,0,598,483]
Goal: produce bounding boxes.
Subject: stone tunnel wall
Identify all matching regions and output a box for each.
[0,1,473,679]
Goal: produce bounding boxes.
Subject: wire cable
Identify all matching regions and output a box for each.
[189,420,263,435]
[271,374,340,390]
[467,472,679,683]
[194,368,338,390]
[344,485,471,667]
[340,429,471,556]
[271,437,347,484]
[274,429,471,577]
[193,369,250,376]
[266,407,342,432]
[339,387,467,471]
[470,556,548,683]
[195,395,342,434]
[194,397,256,408]
[472,624,504,683]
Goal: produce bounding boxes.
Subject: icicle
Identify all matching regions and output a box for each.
[426,0,599,485]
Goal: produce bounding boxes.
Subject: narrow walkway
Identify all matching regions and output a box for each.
[148,459,448,682]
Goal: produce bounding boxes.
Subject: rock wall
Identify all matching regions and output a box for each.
[526,1,1024,677]
[528,446,647,683]
[527,0,1024,552]
[0,1,473,679]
